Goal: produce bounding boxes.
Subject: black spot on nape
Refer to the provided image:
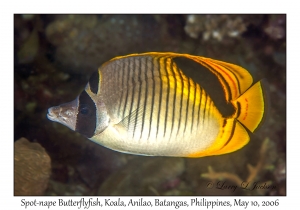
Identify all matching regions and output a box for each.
[88,70,100,94]
[75,91,96,138]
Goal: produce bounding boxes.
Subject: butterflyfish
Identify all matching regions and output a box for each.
[47,52,265,157]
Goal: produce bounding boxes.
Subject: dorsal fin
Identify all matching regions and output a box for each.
[102,52,254,102]
[187,56,253,102]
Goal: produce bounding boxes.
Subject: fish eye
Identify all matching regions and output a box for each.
[79,105,89,115]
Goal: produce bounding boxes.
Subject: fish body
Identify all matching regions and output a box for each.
[47,52,265,157]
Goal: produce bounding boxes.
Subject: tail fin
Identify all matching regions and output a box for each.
[232,81,265,132]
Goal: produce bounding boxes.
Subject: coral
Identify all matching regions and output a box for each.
[17,29,39,64]
[273,158,286,183]
[14,138,51,195]
[263,15,286,40]
[184,15,247,41]
[201,138,270,190]
[45,15,180,74]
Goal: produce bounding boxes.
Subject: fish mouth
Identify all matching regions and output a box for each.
[46,100,78,131]
[47,107,58,121]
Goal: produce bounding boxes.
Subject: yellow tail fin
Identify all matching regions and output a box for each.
[232,81,265,132]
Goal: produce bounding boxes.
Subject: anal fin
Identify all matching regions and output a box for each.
[211,121,249,156]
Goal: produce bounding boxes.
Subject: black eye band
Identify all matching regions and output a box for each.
[79,104,90,115]
[75,91,96,138]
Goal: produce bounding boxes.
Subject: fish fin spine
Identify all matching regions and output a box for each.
[231,81,265,132]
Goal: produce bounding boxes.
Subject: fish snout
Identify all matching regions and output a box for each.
[46,98,79,131]
[47,106,60,121]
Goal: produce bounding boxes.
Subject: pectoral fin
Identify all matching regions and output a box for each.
[113,107,146,138]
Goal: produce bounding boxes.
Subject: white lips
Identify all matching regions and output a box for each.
[47,108,57,121]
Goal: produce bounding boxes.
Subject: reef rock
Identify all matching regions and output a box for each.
[45,15,178,74]
[14,138,51,195]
